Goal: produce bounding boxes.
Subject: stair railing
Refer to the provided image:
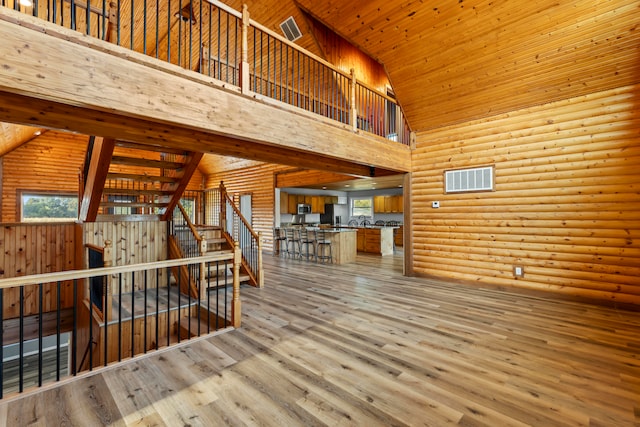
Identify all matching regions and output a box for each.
[219,182,263,288]
[171,202,204,258]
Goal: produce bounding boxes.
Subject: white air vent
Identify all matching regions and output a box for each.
[280,16,302,42]
[445,166,494,193]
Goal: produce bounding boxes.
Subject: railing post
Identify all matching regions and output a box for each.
[199,235,207,298]
[103,240,113,323]
[232,242,242,328]
[219,181,227,233]
[240,4,250,95]
[350,68,357,132]
[257,232,264,288]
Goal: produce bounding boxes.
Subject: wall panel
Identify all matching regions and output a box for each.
[411,84,640,304]
[0,223,76,318]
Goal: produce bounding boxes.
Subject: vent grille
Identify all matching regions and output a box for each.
[445,166,494,193]
[280,16,302,42]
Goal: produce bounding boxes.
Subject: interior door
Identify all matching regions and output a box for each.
[240,194,252,226]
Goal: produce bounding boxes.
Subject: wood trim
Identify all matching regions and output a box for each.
[403,172,413,277]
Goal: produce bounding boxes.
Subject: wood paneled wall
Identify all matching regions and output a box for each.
[207,163,289,252]
[0,223,76,318]
[1,130,87,223]
[411,84,640,305]
[82,221,168,293]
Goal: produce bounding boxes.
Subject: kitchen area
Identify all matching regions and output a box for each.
[274,185,404,263]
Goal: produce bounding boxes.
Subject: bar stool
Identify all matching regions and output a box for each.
[285,228,301,259]
[299,228,316,261]
[315,229,333,264]
[273,227,287,257]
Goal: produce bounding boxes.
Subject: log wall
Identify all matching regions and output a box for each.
[411,84,640,304]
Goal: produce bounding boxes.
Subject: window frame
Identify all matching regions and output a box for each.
[18,190,79,223]
[351,196,373,217]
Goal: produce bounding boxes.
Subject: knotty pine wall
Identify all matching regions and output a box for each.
[0,223,76,318]
[82,221,168,293]
[411,84,640,305]
[207,163,288,253]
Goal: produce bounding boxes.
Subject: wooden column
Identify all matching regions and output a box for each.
[232,241,242,328]
[350,68,357,132]
[257,231,264,288]
[239,4,250,95]
[103,240,113,322]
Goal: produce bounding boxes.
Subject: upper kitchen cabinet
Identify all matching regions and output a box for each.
[374,195,403,213]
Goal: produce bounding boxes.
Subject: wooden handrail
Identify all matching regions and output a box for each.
[0,253,233,289]
[176,202,203,244]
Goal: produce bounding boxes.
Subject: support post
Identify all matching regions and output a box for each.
[103,240,113,322]
[232,241,242,328]
[239,4,251,95]
[257,232,264,288]
[350,68,357,132]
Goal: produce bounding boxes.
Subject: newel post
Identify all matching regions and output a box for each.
[103,240,113,322]
[232,241,242,328]
[257,231,264,288]
[350,68,357,132]
[240,4,251,95]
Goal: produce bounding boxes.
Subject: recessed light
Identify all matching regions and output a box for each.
[345,184,350,187]
[34,130,41,136]
[322,186,327,190]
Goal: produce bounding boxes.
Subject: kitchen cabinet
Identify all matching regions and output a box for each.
[355,227,394,255]
[374,195,403,213]
[356,228,365,251]
[287,194,298,214]
[311,196,325,214]
[280,191,289,214]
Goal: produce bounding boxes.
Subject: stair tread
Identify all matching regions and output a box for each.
[106,172,179,183]
[103,188,174,195]
[111,155,185,170]
[100,201,169,208]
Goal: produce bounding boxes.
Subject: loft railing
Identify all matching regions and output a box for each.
[0,248,241,399]
[0,0,411,145]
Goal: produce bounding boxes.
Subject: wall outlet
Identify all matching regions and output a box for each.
[432,201,440,208]
[513,265,524,278]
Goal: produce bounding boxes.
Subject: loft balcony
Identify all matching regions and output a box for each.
[0,1,411,177]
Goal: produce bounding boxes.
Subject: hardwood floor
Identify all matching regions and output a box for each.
[0,253,638,426]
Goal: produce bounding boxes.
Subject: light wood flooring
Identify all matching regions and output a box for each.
[0,253,638,426]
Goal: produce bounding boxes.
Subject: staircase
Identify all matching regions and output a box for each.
[79,137,203,222]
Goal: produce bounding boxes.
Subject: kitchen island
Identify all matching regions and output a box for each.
[311,228,357,264]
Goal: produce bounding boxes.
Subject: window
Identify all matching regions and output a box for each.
[20,192,78,222]
[444,166,494,193]
[351,197,373,217]
[180,197,196,223]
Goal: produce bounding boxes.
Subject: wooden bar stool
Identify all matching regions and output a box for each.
[299,228,316,261]
[273,227,287,257]
[285,228,301,259]
[315,229,333,263]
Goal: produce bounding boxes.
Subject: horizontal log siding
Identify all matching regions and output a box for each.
[411,84,640,304]
[207,164,289,253]
[1,131,86,223]
[0,223,76,318]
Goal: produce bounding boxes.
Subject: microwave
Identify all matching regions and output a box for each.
[297,203,312,214]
